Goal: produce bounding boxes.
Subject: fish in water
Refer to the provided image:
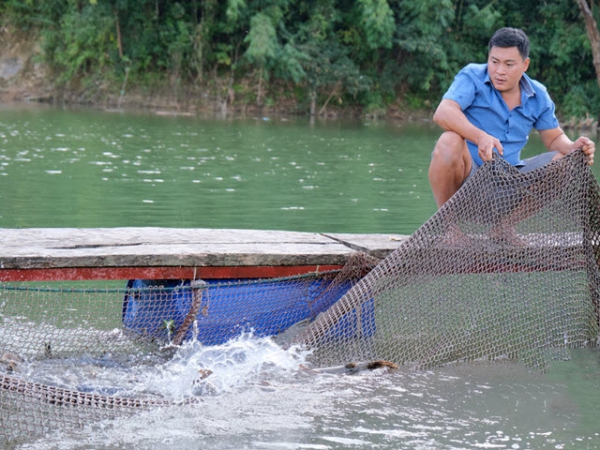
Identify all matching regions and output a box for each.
[344,360,399,374]
[307,360,399,375]
[0,352,23,373]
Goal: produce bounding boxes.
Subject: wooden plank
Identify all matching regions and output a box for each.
[0,228,402,281]
[0,227,338,249]
[0,227,589,281]
[323,233,408,259]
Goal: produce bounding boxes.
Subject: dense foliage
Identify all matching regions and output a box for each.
[1,0,599,118]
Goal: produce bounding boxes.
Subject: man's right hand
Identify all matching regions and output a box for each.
[477,133,504,162]
[433,100,504,163]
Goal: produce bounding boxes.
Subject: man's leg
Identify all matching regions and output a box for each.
[429,131,472,208]
[490,151,562,245]
[518,151,561,173]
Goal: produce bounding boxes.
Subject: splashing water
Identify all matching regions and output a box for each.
[139,332,312,399]
[21,332,312,403]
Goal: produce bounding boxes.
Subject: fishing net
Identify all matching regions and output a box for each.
[0,261,375,443]
[2,148,599,444]
[290,149,600,370]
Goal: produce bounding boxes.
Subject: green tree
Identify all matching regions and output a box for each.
[575,0,600,120]
[244,12,279,105]
[1,0,599,119]
[358,0,395,49]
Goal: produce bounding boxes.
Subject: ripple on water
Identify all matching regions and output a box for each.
[13,336,600,450]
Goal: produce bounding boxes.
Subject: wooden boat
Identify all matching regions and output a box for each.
[0,227,402,282]
[0,227,403,345]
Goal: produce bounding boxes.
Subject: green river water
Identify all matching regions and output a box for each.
[0,103,440,233]
[1,103,600,449]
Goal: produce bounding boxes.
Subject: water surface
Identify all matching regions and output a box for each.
[1,104,600,449]
[0,104,443,234]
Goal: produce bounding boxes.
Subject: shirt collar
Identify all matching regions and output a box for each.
[520,73,535,98]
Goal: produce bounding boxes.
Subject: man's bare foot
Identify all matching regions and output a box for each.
[439,223,471,247]
[489,224,525,246]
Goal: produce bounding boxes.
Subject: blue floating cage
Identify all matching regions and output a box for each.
[122,274,366,346]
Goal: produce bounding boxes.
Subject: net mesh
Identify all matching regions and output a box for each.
[0,264,373,443]
[1,149,600,443]
[291,149,600,369]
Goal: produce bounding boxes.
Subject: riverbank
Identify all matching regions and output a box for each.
[0,27,430,122]
[0,74,430,123]
[0,28,597,130]
[2,67,596,130]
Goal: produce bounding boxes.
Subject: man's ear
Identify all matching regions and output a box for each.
[523,57,530,72]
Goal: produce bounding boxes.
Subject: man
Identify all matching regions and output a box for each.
[429,27,595,208]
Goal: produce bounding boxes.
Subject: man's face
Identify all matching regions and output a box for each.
[487,46,530,94]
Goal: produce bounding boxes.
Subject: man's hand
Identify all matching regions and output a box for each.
[540,128,595,165]
[573,136,595,165]
[477,133,504,162]
[434,99,503,162]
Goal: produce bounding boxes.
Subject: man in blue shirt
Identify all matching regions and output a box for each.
[429,27,596,207]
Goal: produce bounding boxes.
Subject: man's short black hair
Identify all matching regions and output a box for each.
[488,27,530,60]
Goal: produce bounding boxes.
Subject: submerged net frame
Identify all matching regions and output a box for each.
[2,149,600,443]
[292,149,600,369]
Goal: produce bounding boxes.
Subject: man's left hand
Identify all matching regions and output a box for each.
[574,136,595,165]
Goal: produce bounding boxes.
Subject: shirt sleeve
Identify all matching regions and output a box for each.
[533,86,559,131]
[442,68,477,111]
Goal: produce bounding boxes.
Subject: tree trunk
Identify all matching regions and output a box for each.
[576,0,600,90]
[257,65,264,106]
[309,89,316,116]
[319,81,341,116]
[114,8,123,59]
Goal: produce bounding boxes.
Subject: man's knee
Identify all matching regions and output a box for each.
[432,132,467,164]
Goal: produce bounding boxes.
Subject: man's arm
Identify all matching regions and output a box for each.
[433,99,504,162]
[538,127,595,165]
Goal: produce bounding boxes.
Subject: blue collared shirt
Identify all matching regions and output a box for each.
[442,63,559,166]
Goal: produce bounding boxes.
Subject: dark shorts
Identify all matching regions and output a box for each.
[467,151,560,180]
